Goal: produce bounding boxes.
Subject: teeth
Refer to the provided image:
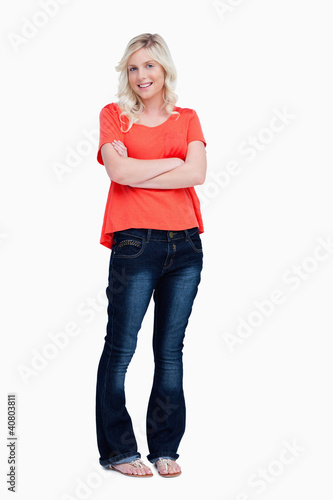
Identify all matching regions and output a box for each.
[139,83,152,88]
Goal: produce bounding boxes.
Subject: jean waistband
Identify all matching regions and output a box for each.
[113,227,199,242]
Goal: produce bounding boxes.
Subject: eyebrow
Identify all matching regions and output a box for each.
[128,60,155,67]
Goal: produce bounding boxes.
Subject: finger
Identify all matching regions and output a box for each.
[112,141,127,157]
[113,141,125,150]
[112,146,123,155]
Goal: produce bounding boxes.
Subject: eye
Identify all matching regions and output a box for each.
[147,64,154,68]
[129,67,137,71]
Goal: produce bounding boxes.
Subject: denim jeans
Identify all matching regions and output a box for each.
[95,226,203,467]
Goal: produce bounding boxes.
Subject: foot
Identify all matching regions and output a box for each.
[110,459,153,476]
[155,458,182,477]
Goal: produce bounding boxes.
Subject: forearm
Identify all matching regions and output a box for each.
[112,157,184,185]
[101,143,184,184]
[129,161,202,189]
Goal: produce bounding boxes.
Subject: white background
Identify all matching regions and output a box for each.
[1,0,333,498]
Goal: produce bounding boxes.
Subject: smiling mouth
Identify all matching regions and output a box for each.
[138,82,153,88]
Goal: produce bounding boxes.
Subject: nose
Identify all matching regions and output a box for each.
[138,68,147,80]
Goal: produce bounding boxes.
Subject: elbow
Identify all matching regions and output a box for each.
[105,168,121,183]
[105,161,126,184]
[196,167,207,185]
[111,171,126,184]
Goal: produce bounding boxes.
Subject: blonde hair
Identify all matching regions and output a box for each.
[115,33,179,132]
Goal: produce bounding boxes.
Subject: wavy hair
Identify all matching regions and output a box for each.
[115,33,179,132]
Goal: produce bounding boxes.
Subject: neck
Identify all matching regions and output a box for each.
[141,94,166,114]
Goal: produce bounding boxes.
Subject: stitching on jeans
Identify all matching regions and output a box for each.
[115,228,198,242]
[117,239,141,249]
[188,234,203,253]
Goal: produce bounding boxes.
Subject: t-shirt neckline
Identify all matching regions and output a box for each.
[133,111,175,129]
[114,102,176,129]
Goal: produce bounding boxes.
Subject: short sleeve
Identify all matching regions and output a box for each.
[187,110,207,147]
[97,104,124,165]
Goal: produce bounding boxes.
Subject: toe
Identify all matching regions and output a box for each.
[125,465,135,475]
[169,461,181,474]
[127,465,138,475]
[156,459,181,476]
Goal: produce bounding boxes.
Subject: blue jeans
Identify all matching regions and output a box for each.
[95,226,203,467]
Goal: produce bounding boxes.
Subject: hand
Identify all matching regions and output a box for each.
[112,140,128,157]
[172,159,185,168]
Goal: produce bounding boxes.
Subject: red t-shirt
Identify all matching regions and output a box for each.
[97,102,207,249]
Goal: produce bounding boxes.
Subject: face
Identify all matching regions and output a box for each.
[127,48,165,103]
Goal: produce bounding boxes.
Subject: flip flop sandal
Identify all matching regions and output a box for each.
[155,458,182,477]
[109,458,153,477]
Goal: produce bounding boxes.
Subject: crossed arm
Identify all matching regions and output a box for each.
[101,139,207,189]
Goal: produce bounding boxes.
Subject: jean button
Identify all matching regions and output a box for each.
[169,231,174,238]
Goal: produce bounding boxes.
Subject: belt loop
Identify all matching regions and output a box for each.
[184,229,190,241]
[147,229,151,243]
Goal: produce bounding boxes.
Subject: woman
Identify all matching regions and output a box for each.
[95,33,207,478]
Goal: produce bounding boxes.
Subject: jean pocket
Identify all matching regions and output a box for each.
[113,233,146,259]
[187,229,203,254]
